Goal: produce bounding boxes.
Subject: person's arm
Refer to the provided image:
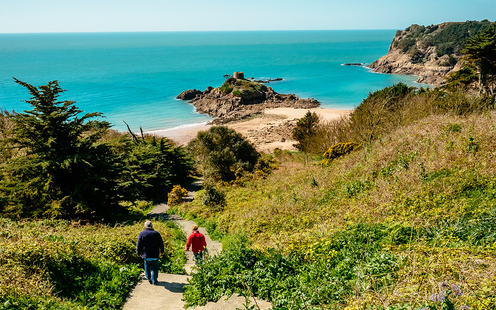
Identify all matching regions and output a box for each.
[136,233,143,257]
[185,234,192,251]
[202,234,207,248]
[158,232,165,255]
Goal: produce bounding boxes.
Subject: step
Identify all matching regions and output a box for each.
[123,273,189,310]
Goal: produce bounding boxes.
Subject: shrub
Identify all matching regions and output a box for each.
[321,142,361,166]
[219,81,233,94]
[0,219,185,309]
[292,111,320,153]
[201,184,226,212]
[184,224,404,309]
[188,126,259,182]
[168,185,189,206]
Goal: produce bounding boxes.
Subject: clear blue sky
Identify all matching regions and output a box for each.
[0,0,494,33]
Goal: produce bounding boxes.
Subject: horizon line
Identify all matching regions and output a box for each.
[0,28,401,35]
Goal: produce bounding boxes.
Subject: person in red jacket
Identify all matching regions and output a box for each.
[185,225,207,263]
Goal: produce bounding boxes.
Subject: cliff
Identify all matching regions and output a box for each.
[177,74,319,124]
[369,20,493,86]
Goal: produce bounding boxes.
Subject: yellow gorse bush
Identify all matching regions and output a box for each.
[168,185,189,206]
[321,142,361,166]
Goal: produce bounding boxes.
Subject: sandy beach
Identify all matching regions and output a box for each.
[147,107,351,153]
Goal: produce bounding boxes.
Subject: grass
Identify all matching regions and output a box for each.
[0,218,186,309]
[174,111,496,309]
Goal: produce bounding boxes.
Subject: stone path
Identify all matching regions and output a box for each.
[123,179,271,310]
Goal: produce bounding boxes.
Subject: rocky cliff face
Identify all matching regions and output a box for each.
[177,76,319,124]
[369,21,493,86]
[369,47,461,86]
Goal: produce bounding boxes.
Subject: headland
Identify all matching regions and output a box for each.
[149,72,351,152]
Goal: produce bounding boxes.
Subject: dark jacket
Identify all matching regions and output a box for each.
[136,228,164,259]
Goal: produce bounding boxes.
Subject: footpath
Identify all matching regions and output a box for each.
[123,180,271,310]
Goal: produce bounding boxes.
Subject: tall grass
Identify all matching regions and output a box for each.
[307,86,493,154]
[175,86,496,309]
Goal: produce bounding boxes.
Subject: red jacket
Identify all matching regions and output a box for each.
[186,231,206,253]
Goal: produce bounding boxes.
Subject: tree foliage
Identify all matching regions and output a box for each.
[444,66,478,91]
[0,79,194,220]
[188,126,259,182]
[0,79,123,219]
[462,23,496,96]
[292,111,319,153]
[394,21,493,57]
[116,132,193,204]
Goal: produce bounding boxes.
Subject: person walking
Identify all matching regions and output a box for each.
[136,220,164,285]
[185,225,207,263]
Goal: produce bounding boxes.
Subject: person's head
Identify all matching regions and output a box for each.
[144,220,153,229]
[192,225,198,231]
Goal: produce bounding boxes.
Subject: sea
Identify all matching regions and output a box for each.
[0,31,426,132]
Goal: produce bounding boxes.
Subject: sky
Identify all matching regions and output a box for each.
[0,0,494,33]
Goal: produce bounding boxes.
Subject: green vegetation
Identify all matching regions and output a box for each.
[218,77,268,100]
[393,21,493,58]
[173,81,496,309]
[0,79,193,220]
[462,24,496,96]
[292,111,320,153]
[2,23,496,309]
[0,218,186,309]
[187,126,259,183]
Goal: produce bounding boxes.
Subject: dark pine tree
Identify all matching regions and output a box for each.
[0,79,124,219]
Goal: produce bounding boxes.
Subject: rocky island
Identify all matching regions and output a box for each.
[368,20,494,86]
[176,72,320,125]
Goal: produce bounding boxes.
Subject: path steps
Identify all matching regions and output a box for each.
[194,294,272,310]
[123,179,272,309]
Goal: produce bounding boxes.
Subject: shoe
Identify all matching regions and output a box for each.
[148,280,153,284]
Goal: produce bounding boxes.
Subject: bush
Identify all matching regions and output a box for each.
[321,142,361,166]
[201,184,226,212]
[292,111,320,153]
[168,185,189,206]
[183,224,404,309]
[188,126,259,182]
[0,219,185,309]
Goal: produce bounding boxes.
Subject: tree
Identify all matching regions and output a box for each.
[117,126,194,203]
[292,111,319,153]
[188,126,259,182]
[462,24,496,96]
[444,66,478,91]
[0,79,123,219]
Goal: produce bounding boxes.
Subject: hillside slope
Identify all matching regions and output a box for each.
[176,110,496,309]
[369,20,494,86]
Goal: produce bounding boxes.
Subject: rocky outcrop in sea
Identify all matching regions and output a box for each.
[177,72,320,124]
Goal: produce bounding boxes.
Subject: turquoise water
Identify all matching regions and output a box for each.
[0,31,423,132]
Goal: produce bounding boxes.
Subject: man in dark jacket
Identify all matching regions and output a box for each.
[136,220,164,285]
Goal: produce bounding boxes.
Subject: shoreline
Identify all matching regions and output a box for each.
[147,107,351,153]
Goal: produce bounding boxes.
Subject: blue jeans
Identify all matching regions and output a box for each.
[144,258,159,284]
[193,251,203,264]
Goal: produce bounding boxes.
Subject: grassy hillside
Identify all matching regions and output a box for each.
[173,90,496,309]
[394,20,493,59]
[0,214,187,309]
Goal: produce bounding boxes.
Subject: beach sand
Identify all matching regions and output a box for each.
[147,107,351,153]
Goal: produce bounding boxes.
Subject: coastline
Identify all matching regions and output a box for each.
[144,122,211,145]
[148,107,351,153]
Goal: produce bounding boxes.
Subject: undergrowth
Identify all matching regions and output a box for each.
[0,219,186,309]
[175,111,496,309]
